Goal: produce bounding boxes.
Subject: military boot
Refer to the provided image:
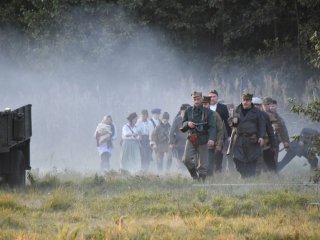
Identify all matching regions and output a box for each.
[188,168,199,180]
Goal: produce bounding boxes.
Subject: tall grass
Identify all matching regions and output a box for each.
[1,170,319,239]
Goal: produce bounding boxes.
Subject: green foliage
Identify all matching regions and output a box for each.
[309,31,320,69]
[289,98,320,122]
[1,0,320,86]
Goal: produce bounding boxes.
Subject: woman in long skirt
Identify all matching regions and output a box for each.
[120,112,141,173]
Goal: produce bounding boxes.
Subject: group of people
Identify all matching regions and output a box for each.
[120,109,174,173]
[94,89,319,180]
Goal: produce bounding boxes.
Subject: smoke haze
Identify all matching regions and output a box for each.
[0,6,317,174]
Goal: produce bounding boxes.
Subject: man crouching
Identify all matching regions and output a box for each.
[180,91,216,182]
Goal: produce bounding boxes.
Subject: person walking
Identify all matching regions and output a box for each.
[95,115,117,171]
[252,97,277,173]
[152,112,172,173]
[120,112,141,173]
[230,93,265,178]
[202,96,225,176]
[169,104,190,172]
[180,91,216,182]
[208,90,231,172]
[137,109,153,172]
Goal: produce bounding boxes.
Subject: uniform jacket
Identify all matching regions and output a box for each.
[169,115,188,150]
[214,111,224,146]
[151,121,171,152]
[216,102,232,137]
[273,112,290,143]
[232,104,265,162]
[181,106,216,145]
[261,111,277,150]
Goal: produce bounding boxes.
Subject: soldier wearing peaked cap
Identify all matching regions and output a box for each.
[229,93,266,178]
[252,97,277,173]
[262,97,290,167]
[180,91,216,182]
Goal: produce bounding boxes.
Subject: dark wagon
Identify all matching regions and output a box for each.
[0,104,32,186]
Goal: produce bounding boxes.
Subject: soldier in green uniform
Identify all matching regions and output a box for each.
[180,91,216,181]
[202,96,225,176]
[230,93,265,178]
[262,97,290,166]
[252,97,277,173]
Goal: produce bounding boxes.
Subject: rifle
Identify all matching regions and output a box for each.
[226,106,237,156]
[226,127,236,155]
[193,122,207,132]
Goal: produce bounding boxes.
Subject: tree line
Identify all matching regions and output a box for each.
[0,0,320,95]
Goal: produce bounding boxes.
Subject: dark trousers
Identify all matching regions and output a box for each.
[156,151,172,172]
[183,140,208,179]
[101,152,111,170]
[234,158,257,178]
[214,150,223,172]
[173,147,187,171]
[263,148,276,172]
[140,135,152,171]
[207,148,215,176]
[208,149,224,176]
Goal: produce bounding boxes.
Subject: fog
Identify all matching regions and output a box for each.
[0,7,318,175]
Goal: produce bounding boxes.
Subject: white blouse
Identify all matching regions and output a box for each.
[122,124,139,140]
[137,120,149,135]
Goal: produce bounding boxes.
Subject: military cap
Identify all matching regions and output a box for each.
[191,91,202,98]
[209,89,219,96]
[252,97,263,105]
[180,104,191,111]
[202,96,211,103]
[162,111,170,120]
[141,109,148,116]
[151,108,161,114]
[242,92,253,100]
[127,112,138,121]
[262,97,273,105]
[272,99,277,104]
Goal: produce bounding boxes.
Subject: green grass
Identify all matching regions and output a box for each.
[0,170,319,239]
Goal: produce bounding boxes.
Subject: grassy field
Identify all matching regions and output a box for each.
[0,169,319,240]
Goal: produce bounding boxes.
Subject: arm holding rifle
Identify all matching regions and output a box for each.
[226,109,239,155]
[226,128,236,155]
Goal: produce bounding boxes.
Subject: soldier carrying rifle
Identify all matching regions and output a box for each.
[229,93,266,178]
[180,91,216,182]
